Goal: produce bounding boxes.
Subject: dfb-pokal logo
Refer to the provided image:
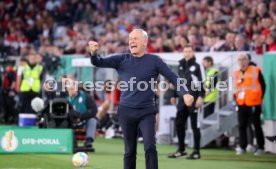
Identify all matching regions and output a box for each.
[1,130,18,152]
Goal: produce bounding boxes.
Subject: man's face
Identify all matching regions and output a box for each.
[235,36,245,49]
[263,18,273,28]
[226,33,235,45]
[183,47,194,60]
[66,80,78,96]
[238,54,249,70]
[28,54,36,64]
[203,60,211,69]
[257,3,266,16]
[129,30,148,57]
[266,35,274,45]
[5,65,13,72]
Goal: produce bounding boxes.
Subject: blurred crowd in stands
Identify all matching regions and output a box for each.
[1,0,276,58]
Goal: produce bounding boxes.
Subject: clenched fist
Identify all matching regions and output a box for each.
[88,41,99,55]
[183,94,194,107]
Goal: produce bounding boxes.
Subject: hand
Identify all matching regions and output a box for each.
[88,41,99,55]
[195,97,203,108]
[69,110,81,124]
[8,90,15,97]
[170,98,176,105]
[69,110,81,119]
[183,94,194,107]
[15,84,19,93]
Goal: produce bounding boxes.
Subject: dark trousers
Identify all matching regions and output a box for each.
[19,91,39,114]
[203,102,215,118]
[237,105,265,150]
[2,90,17,123]
[247,124,254,145]
[117,105,158,169]
[176,105,201,152]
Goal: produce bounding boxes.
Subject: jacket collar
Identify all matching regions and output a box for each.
[179,57,196,66]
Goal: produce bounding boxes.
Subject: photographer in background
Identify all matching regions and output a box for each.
[64,77,98,149]
[32,76,98,149]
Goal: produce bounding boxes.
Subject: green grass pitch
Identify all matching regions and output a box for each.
[0,138,275,169]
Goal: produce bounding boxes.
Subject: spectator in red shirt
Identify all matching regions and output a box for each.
[253,33,267,54]
[1,13,10,31]
[261,16,273,36]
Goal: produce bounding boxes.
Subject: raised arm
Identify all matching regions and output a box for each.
[156,57,194,106]
[89,41,122,69]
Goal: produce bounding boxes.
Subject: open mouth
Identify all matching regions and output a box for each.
[130,45,138,49]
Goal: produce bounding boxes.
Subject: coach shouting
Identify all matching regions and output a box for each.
[89,29,193,169]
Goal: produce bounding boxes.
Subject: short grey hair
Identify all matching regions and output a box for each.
[131,29,148,40]
[239,53,250,60]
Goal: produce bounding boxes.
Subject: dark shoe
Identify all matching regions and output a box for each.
[168,151,187,158]
[84,137,93,148]
[186,151,201,160]
[266,136,276,143]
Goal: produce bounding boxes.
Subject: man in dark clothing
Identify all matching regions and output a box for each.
[2,62,17,123]
[89,29,194,169]
[169,45,205,159]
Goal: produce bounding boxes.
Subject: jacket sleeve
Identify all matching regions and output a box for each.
[156,57,189,97]
[196,64,205,98]
[173,88,178,98]
[90,53,123,69]
[80,93,98,120]
[213,71,218,87]
[40,65,46,81]
[258,70,266,98]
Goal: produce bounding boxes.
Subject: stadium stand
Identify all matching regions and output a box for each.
[1,0,276,57]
